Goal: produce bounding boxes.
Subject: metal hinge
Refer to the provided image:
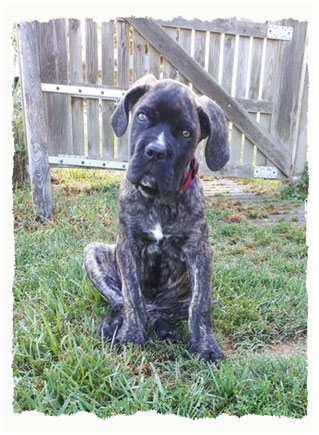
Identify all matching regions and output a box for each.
[254,166,278,179]
[267,24,293,41]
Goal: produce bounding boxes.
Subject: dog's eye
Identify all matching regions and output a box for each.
[138,112,148,122]
[182,130,191,138]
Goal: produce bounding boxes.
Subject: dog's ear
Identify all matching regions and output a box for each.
[197,95,230,171]
[111,74,157,137]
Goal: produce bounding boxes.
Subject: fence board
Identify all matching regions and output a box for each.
[148,43,161,79]
[221,34,237,164]
[293,66,308,177]
[233,36,254,165]
[102,21,115,159]
[102,21,115,85]
[193,30,207,94]
[249,37,266,164]
[163,27,177,79]
[69,19,84,156]
[178,28,192,84]
[222,34,235,93]
[208,32,221,81]
[36,19,71,156]
[249,37,263,100]
[133,28,145,81]
[259,38,278,164]
[231,36,249,164]
[194,30,206,68]
[86,19,100,159]
[18,21,53,219]
[270,20,308,155]
[117,20,130,160]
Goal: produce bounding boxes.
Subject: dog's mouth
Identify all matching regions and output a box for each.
[137,175,159,195]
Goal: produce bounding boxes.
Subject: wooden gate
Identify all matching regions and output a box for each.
[17,17,308,219]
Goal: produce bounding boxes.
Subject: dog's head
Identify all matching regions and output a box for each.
[111,74,229,198]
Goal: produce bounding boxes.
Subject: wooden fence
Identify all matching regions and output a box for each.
[17,17,308,219]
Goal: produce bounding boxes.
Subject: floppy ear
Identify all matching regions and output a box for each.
[197,95,230,171]
[110,74,157,137]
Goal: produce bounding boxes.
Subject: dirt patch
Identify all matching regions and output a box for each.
[264,338,307,356]
[222,337,307,358]
[202,178,306,224]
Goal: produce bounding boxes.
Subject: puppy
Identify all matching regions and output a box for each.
[84,75,229,362]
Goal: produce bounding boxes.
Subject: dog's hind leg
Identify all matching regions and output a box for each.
[83,242,123,339]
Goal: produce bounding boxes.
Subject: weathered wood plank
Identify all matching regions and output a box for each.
[222,34,237,164]
[156,17,268,38]
[193,30,207,94]
[234,36,253,165]
[178,28,192,84]
[163,27,177,79]
[270,19,308,162]
[222,34,235,94]
[133,28,145,81]
[194,30,206,68]
[117,20,130,87]
[69,19,84,156]
[229,127,243,165]
[260,38,279,165]
[249,37,263,100]
[235,36,250,98]
[262,39,279,102]
[86,19,100,159]
[207,32,221,82]
[235,98,272,114]
[258,38,274,164]
[125,17,290,176]
[147,43,161,78]
[102,21,115,85]
[102,21,115,160]
[17,21,53,219]
[293,65,308,178]
[36,19,71,156]
[116,20,130,160]
[249,37,265,164]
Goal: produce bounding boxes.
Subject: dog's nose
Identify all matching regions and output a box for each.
[145,142,167,162]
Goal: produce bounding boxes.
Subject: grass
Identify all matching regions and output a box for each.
[12,169,308,418]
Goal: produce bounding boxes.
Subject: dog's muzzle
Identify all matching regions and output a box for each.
[144,142,167,163]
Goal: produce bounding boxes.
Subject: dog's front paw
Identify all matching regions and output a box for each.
[188,336,224,363]
[113,323,147,348]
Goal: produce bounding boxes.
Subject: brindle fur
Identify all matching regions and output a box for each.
[84,75,229,362]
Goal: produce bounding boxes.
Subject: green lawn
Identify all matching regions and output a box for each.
[12,169,308,418]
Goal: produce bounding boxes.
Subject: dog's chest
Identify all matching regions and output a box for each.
[139,221,188,298]
[142,221,185,257]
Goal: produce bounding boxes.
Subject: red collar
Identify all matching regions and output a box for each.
[181,155,199,194]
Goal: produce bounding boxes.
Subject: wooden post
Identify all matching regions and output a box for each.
[270,19,308,177]
[17,21,53,220]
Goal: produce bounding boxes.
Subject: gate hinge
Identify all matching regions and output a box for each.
[254,166,278,179]
[267,24,293,41]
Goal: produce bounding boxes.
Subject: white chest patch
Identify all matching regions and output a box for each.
[151,223,163,242]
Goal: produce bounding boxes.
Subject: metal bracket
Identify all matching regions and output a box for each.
[42,83,126,100]
[254,166,278,179]
[267,24,293,41]
[49,155,128,170]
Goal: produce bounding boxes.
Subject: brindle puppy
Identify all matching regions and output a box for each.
[84,74,229,362]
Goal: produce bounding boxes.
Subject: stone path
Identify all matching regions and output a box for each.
[202,178,306,224]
